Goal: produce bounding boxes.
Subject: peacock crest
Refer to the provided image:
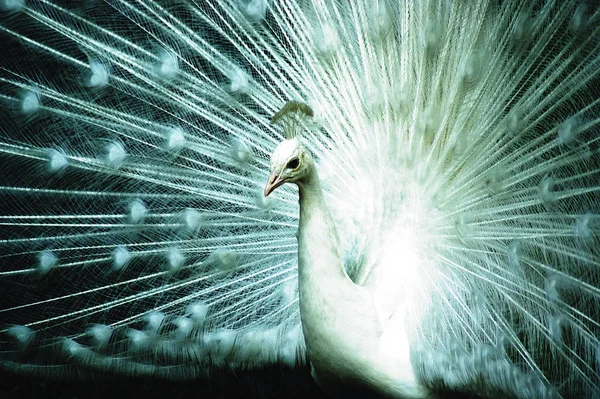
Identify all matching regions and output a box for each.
[270,101,314,140]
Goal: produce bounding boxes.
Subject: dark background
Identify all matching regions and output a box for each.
[0,366,329,399]
[0,368,483,399]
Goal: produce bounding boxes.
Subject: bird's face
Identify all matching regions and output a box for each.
[264,137,308,196]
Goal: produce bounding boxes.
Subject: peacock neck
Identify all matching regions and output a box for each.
[295,165,429,398]
[296,166,348,284]
[296,165,380,392]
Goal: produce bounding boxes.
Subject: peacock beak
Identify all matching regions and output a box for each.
[264,172,284,197]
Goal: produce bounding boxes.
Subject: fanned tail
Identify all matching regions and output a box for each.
[0,1,599,398]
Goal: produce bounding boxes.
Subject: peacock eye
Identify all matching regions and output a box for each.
[286,158,300,169]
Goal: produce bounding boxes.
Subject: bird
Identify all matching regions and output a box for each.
[0,1,599,398]
[264,102,427,398]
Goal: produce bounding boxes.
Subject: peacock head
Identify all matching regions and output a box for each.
[264,101,314,197]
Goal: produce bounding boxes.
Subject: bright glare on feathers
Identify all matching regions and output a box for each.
[0,1,599,399]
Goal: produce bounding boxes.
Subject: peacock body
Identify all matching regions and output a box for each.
[0,1,599,398]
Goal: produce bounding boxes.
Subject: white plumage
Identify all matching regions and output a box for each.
[0,1,599,398]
